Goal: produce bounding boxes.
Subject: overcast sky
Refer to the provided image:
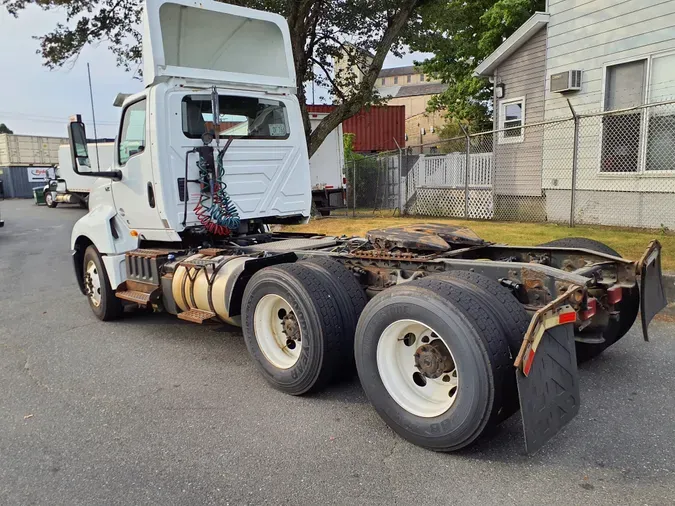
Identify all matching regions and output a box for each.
[0,6,430,138]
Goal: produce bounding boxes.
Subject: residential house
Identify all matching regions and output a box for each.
[375,66,448,147]
[474,0,675,228]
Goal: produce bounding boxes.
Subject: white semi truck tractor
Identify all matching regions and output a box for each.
[69,0,668,454]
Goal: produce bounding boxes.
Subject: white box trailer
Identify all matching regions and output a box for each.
[43,142,115,208]
[309,112,345,215]
[0,134,67,166]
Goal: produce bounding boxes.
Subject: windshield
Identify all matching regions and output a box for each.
[182,95,290,140]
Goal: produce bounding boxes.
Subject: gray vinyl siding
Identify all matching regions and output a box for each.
[542,0,675,201]
[493,27,547,196]
[545,0,675,119]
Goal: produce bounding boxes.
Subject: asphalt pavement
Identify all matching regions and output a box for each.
[1,199,674,505]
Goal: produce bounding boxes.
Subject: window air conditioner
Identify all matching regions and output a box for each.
[550,70,582,93]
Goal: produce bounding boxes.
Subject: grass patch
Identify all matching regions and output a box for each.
[284,216,674,271]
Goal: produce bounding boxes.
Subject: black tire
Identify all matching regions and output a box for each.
[539,237,640,361]
[303,256,367,330]
[429,271,530,421]
[83,245,123,321]
[355,279,512,452]
[300,256,368,372]
[45,191,57,208]
[539,237,620,257]
[242,263,344,395]
[79,197,89,209]
[431,271,530,356]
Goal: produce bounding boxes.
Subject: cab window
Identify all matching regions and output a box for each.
[181,95,290,140]
[119,99,147,165]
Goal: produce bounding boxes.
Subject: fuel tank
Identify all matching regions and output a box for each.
[171,254,248,326]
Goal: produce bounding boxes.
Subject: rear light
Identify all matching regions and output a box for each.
[607,286,623,305]
[523,348,536,376]
[325,185,334,189]
[558,311,577,324]
[580,297,597,320]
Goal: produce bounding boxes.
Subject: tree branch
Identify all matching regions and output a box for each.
[308,0,422,157]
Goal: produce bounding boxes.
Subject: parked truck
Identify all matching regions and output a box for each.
[67,0,667,454]
[43,142,114,208]
[308,110,346,215]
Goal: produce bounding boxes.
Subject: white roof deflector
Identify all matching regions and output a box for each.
[142,0,296,90]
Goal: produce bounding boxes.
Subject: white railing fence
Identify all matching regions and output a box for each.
[405,153,493,206]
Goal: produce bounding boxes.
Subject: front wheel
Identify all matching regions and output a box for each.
[83,246,123,321]
[45,191,57,208]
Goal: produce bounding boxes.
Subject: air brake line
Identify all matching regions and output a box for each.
[182,137,240,235]
[194,136,240,235]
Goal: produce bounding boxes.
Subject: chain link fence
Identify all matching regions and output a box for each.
[344,150,402,216]
[401,99,675,230]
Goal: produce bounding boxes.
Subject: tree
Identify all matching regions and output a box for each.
[0,123,13,134]
[3,0,436,156]
[410,0,545,129]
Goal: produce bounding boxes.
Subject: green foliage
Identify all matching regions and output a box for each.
[410,0,545,128]
[347,155,382,208]
[343,132,356,160]
[0,123,12,134]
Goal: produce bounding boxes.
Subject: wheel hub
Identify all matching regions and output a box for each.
[282,313,300,342]
[85,260,102,307]
[253,294,302,369]
[414,340,455,379]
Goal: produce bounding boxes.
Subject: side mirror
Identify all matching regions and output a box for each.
[69,121,91,172]
[67,117,121,179]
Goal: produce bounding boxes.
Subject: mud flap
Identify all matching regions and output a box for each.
[640,242,667,342]
[516,324,580,454]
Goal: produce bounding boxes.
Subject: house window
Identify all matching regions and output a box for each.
[601,59,646,172]
[394,76,398,84]
[381,78,386,86]
[407,75,412,83]
[498,97,525,144]
[601,53,675,173]
[420,73,425,82]
[646,53,675,171]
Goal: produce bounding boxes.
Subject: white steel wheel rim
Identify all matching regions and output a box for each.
[85,260,102,307]
[45,193,53,205]
[253,294,302,369]
[377,319,459,418]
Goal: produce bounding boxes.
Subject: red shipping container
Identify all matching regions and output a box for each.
[306,104,405,153]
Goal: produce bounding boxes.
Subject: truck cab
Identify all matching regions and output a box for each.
[70,0,311,277]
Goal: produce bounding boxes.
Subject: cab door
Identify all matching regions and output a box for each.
[112,96,164,231]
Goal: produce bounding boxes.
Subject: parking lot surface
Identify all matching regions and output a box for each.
[1,199,674,505]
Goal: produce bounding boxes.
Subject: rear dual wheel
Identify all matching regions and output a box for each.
[355,275,520,452]
[539,237,640,362]
[241,259,366,395]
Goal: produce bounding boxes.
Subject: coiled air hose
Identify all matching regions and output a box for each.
[193,137,240,235]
